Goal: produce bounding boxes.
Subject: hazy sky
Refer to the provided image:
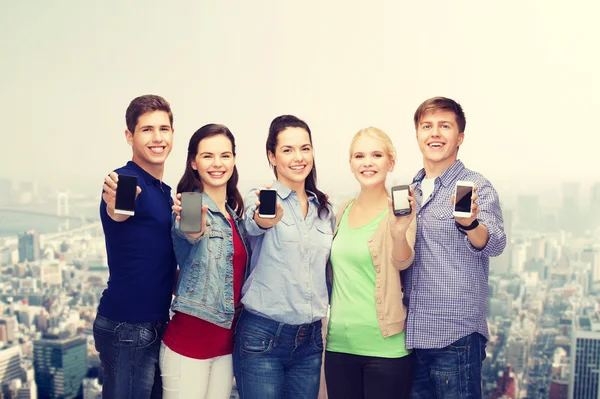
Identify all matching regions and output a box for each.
[1,1,598,198]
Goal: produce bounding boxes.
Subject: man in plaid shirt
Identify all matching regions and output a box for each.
[402,97,506,398]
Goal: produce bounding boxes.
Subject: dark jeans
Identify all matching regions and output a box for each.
[410,332,487,399]
[324,350,414,399]
[233,311,324,399]
[93,314,166,399]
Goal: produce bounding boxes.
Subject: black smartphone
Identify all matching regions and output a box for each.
[180,192,204,233]
[258,189,277,219]
[114,174,138,216]
[391,185,411,217]
[453,181,474,218]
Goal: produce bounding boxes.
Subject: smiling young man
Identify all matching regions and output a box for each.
[402,97,506,398]
[93,95,177,398]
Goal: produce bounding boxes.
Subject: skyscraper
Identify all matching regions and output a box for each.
[33,334,88,399]
[0,346,22,387]
[562,181,581,232]
[0,316,18,344]
[18,230,40,263]
[591,182,600,228]
[516,195,540,228]
[569,315,600,398]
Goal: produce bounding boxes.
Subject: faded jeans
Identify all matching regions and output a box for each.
[233,310,324,399]
[93,314,166,399]
[409,332,487,399]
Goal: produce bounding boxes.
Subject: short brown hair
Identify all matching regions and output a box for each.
[413,97,466,133]
[125,95,173,134]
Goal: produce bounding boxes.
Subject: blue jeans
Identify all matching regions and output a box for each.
[93,314,166,399]
[233,311,324,399]
[409,333,487,399]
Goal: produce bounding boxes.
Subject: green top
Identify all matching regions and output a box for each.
[326,203,410,358]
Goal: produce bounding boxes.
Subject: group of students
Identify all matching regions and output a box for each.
[93,94,506,399]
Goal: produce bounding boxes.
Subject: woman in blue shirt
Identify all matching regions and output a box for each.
[233,115,334,399]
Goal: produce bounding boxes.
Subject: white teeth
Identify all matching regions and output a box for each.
[149,147,164,154]
[429,143,443,148]
[290,166,305,170]
[209,172,225,177]
[362,171,375,177]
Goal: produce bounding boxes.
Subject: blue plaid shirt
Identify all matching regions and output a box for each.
[402,160,506,349]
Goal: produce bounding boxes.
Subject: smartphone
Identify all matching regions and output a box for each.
[258,189,277,219]
[391,185,411,217]
[453,181,475,218]
[114,174,138,216]
[180,192,204,233]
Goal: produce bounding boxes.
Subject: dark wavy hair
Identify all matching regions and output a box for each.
[266,115,330,219]
[176,124,244,217]
[125,95,173,134]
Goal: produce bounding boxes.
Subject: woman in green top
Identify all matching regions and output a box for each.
[324,127,416,399]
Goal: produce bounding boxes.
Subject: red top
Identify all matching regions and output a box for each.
[162,218,247,359]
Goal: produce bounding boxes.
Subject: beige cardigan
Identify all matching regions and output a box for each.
[327,199,416,337]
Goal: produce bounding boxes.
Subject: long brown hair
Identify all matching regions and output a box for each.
[266,115,331,219]
[176,124,244,217]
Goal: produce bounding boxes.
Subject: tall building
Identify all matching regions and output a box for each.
[590,182,600,228]
[491,365,517,399]
[0,346,22,387]
[0,316,18,344]
[549,379,568,399]
[33,334,88,399]
[562,181,581,232]
[582,248,600,292]
[18,231,40,263]
[569,315,600,398]
[516,195,540,228]
[40,260,63,287]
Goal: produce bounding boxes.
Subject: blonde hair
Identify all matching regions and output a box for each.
[349,127,397,162]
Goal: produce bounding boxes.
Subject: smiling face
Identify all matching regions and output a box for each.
[126,110,173,175]
[268,127,314,190]
[416,110,464,171]
[192,134,235,191]
[350,134,395,189]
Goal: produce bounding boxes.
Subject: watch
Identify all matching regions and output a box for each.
[456,219,479,231]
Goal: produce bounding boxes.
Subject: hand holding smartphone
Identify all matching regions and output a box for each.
[179,192,204,233]
[114,174,138,216]
[453,181,474,218]
[391,185,411,217]
[258,189,277,219]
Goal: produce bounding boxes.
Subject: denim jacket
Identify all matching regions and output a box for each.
[170,192,251,329]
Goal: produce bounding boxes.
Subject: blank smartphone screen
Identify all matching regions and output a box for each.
[180,192,203,233]
[393,189,410,210]
[455,186,473,213]
[259,190,277,215]
[115,175,137,212]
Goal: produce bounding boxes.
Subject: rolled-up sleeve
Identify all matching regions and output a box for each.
[391,216,416,270]
[244,189,270,236]
[171,212,206,245]
[464,179,506,257]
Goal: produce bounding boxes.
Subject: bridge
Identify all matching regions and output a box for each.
[0,207,97,223]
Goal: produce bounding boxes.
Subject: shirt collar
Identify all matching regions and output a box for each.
[199,191,239,220]
[126,161,167,187]
[413,160,465,188]
[271,180,319,204]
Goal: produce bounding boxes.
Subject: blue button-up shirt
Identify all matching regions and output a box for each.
[402,160,506,349]
[241,180,335,325]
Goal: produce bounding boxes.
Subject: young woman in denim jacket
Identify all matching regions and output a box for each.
[232,115,335,399]
[159,124,250,399]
